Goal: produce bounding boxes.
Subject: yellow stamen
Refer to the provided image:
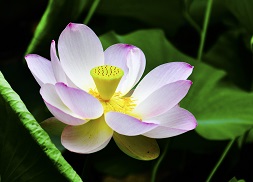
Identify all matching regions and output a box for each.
[90,65,124,101]
[89,89,136,114]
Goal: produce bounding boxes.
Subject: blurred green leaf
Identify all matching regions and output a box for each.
[203,30,253,90]
[25,0,90,56]
[229,177,246,182]
[100,29,253,140]
[97,0,185,36]
[225,0,253,33]
[185,63,253,140]
[0,72,81,181]
[187,0,228,25]
[113,133,160,161]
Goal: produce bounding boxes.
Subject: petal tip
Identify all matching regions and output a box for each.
[185,63,193,68]
[184,80,193,85]
[68,22,73,27]
[25,54,39,59]
[122,44,135,48]
[188,113,198,129]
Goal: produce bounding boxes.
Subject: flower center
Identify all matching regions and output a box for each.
[89,89,136,115]
[90,65,124,101]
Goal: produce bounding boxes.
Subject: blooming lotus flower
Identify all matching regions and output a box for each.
[25,23,197,156]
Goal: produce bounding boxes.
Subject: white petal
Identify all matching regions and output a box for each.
[104,44,146,96]
[25,54,56,86]
[58,23,104,91]
[143,126,190,139]
[132,62,193,103]
[133,80,192,119]
[105,112,158,136]
[50,40,68,83]
[146,105,197,128]
[40,84,86,125]
[44,101,87,125]
[143,106,197,138]
[61,117,113,154]
[55,82,103,119]
[87,137,111,153]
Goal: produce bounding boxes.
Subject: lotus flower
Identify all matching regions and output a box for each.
[25,23,197,155]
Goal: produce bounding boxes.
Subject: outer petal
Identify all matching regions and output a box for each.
[105,112,158,136]
[143,106,197,138]
[40,84,86,125]
[113,132,160,160]
[104,44,146,96]
[58,23,104,91]
[25,54,56,86]
[132,62,193,103]
[133,80,192,119]
[61,117,113,154]
[50,40,68,83]
[55,82,103,119]
[143,127,190,139]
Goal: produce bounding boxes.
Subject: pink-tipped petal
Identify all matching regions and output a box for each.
[132,62,193,103]
[55,83,103,119]
[44,101,87,125]
[143,106,197,138]
[105,112,158,136]
[50,40,68,83]
[58,23,104,91]
[40,84,86,125]
[104,44,146,96]
[61,117,113,154]
[25,54,56,86]
[133,80,192,119]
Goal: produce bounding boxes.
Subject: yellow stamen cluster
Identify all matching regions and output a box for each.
[89,89,136,115]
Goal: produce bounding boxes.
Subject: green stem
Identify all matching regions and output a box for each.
[83,0,100,25]
[151,140,170,182]
[206,138,236,182]
[197,0,213,61]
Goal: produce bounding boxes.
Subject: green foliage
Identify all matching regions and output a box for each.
[225,0,253,33]
[203,30,252,90]
[2,0,253,180]
[97,0,185,35]
[0,72,81,181]
[229,177,246,182]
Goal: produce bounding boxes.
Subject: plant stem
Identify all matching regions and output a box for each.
[206,138,236,182]
[83,0,100,25]
[151,140,170,182]
[197,0,213,61]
